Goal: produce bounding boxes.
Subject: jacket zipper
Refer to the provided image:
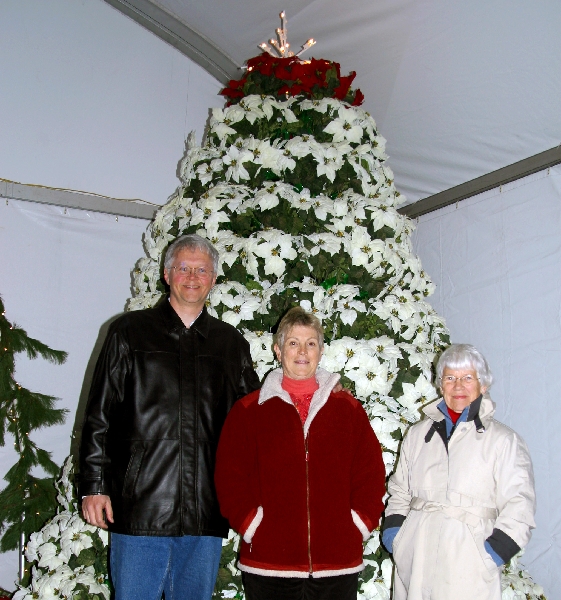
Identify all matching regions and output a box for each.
[305,436,313,575]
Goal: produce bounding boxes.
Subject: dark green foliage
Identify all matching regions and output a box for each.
[0,295,68,552]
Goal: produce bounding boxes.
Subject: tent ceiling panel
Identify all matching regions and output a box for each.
[104,0,561,206]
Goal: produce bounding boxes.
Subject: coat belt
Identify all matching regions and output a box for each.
[410,497,498,527]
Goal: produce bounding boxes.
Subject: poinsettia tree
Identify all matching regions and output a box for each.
[130,54,446,599]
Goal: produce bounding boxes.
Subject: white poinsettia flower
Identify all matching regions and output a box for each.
[345,354,391,398]
[198,191,228,214]
[320,338,359,372]
[259,96,280,120]
[370,205,402,232]
[243,138,276,168]
[365,400,398,423]
[243,330,275,378]
[369,336,403,368]
[336,298,367,326]
[211,122,237,140]
[364,532,380,556]
[253,186,280,210]
[299,97,338,114]
[360,574,391,600]
[309,195,334,220]
[278,104,299,124]
[196,161,221,185]
[242,238,265,279]
[399,312,425,341]
[221,146,253,182]
[208,231,243,271]
[151,207,175,237]
[25,530,44,562]
[37,542,67,571]
[357,113,378,140]
[210,281,246,306]
[323,109,364,144]
[328,198,347,217]
[312,144,346,182]
[97,527,109,546]
[349,226,374,267]
[222,104,246,125]
[370,417,400,452]
[371,292,416,333]
[371,135,387,159]
[382,450,398,474]
[350,143,378,168]
[286,188,314,211]
[252,232,297,278]
[221,294,261,327]
[349,159,370,183]
[306,233,342,256]
[60,521,94,557]
[396,375,437,410]
[285,135,315,158]
[399,342,435,377]
[199,212,230,239]
[380,558,393,587]
[273,146,297,173]
[238,97,266,124]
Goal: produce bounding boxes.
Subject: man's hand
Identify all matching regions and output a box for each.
[82,495,114,529]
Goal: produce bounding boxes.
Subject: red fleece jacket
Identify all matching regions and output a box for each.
[215,370,386,578]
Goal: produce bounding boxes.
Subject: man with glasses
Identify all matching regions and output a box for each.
[79,234,260,600]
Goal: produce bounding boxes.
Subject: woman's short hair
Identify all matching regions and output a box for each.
[164,234,219,272]
[436,344,493,389]
[274,307,324,350]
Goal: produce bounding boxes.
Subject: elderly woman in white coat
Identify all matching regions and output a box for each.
[382,344,536,600]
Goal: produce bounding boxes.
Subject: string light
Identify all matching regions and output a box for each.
[258,11,317,59]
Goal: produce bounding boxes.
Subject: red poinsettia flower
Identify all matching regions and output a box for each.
[274,61,297,81]
[292,64,323,88]
[220,77,246,99]
[333,71,357,99]
[247,53,277,76]
[352,89,365,106]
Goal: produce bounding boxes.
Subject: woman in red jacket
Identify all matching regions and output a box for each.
[215,307,386,600]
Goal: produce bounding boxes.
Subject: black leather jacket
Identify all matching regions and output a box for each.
[79,299,261,537]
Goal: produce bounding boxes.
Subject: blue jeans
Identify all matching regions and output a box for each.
[110,533,223,600]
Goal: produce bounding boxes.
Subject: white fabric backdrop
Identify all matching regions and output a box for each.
[0,0,220,205]
[413,165,561,598]
[0,199,148,590]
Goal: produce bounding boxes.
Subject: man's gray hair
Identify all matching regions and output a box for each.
[436,343,493,388]
[164,234,219,272]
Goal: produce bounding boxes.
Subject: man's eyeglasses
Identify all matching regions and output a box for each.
[170,266,213,279]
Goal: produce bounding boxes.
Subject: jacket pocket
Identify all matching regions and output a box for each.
[122,444,145,498]
[468,523,500,580]
[243,506,263,544]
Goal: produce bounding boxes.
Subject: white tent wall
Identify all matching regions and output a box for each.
[412,165,561,598]
[0,0,220,590]
[0,0,220,205]
[0,201,149,588]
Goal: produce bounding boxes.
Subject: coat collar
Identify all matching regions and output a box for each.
[259,367,340,438]
[424,392,495,427]
[156,297,210,338]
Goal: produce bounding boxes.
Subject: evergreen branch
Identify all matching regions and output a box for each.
[6,326,68,364]
[13,387,68,433]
